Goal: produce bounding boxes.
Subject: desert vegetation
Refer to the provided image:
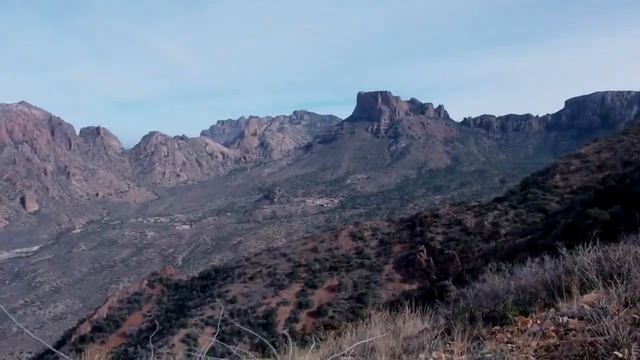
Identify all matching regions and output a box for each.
[66,234,640,359]
[288,235,640,359]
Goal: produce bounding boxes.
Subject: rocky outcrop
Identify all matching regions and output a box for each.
[129,132,235,186]
[349,91,413,123]
[460,91,640,135]
[20,191,39,213]
[460,114,545,134]
[349,91,451,122]
[201,110,340,161]
[296,91,461,180]
[0,102,155,228]
[79,126,124,156]
[0,102,146,203]
[347,91,452,136]
[550,91,640,131]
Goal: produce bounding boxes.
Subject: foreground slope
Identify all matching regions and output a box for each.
[41,119,640,359]
[295,237,640,359]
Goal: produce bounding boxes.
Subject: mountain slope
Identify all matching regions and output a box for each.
[294,237,640,359]
[0,102,152,222]
[42,119,640,359]
[0,105,341,230]
[268,91,640,201]
[129,132,236,186]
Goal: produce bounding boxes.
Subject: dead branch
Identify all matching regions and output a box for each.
[0,303,72,360]
[326,333,388,360]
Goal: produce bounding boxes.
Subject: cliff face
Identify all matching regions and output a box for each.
[201,110,341,161]
[460,91,640,135]
[0,102,151,208]
[129,132,235,186]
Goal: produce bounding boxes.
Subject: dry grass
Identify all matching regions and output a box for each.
[77,349,110,360]
[289,234,640,359]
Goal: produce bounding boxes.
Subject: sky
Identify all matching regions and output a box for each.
[1,1,639,147]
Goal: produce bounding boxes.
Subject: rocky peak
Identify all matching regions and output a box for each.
[349,91,450,123]
[551,91,640,131]
[291,110,312,119]
[129,132,234,186]
[133,131,171,149]
[0,101,44,115]
[0,102,154,208]
[0,101,79,152]
[201,111,340,161]
[460,114,544,134]
[201,118,254,147]
[462,91,640,135]
[435,105,449,119]
[79,126,123,154]
[349,91,411,123]
[346,91,451,137]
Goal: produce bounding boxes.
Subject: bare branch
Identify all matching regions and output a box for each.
[183,350,226,360]
[0,303,72,360]
[304,338,316,360]
[201,336,258,360]
[326,333,388,360]
[282,330,293,360]
[229,320,279,360]
[149,320,160,360]
[199,304,224,359]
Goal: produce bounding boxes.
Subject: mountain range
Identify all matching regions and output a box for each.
[36,98,640,359]
[1,90,639,358]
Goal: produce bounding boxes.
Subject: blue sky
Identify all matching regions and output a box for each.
[1,1,639,146]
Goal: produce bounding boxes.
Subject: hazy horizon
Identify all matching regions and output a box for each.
[2,0,639,146]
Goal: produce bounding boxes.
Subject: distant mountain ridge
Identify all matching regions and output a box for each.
[461,91,640,133]
[1,91,639,230]
[201,110,341,162]
[0,104,340,226]
[269,90,640,196]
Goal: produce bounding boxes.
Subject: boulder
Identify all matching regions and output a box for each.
[21,191,39,213]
